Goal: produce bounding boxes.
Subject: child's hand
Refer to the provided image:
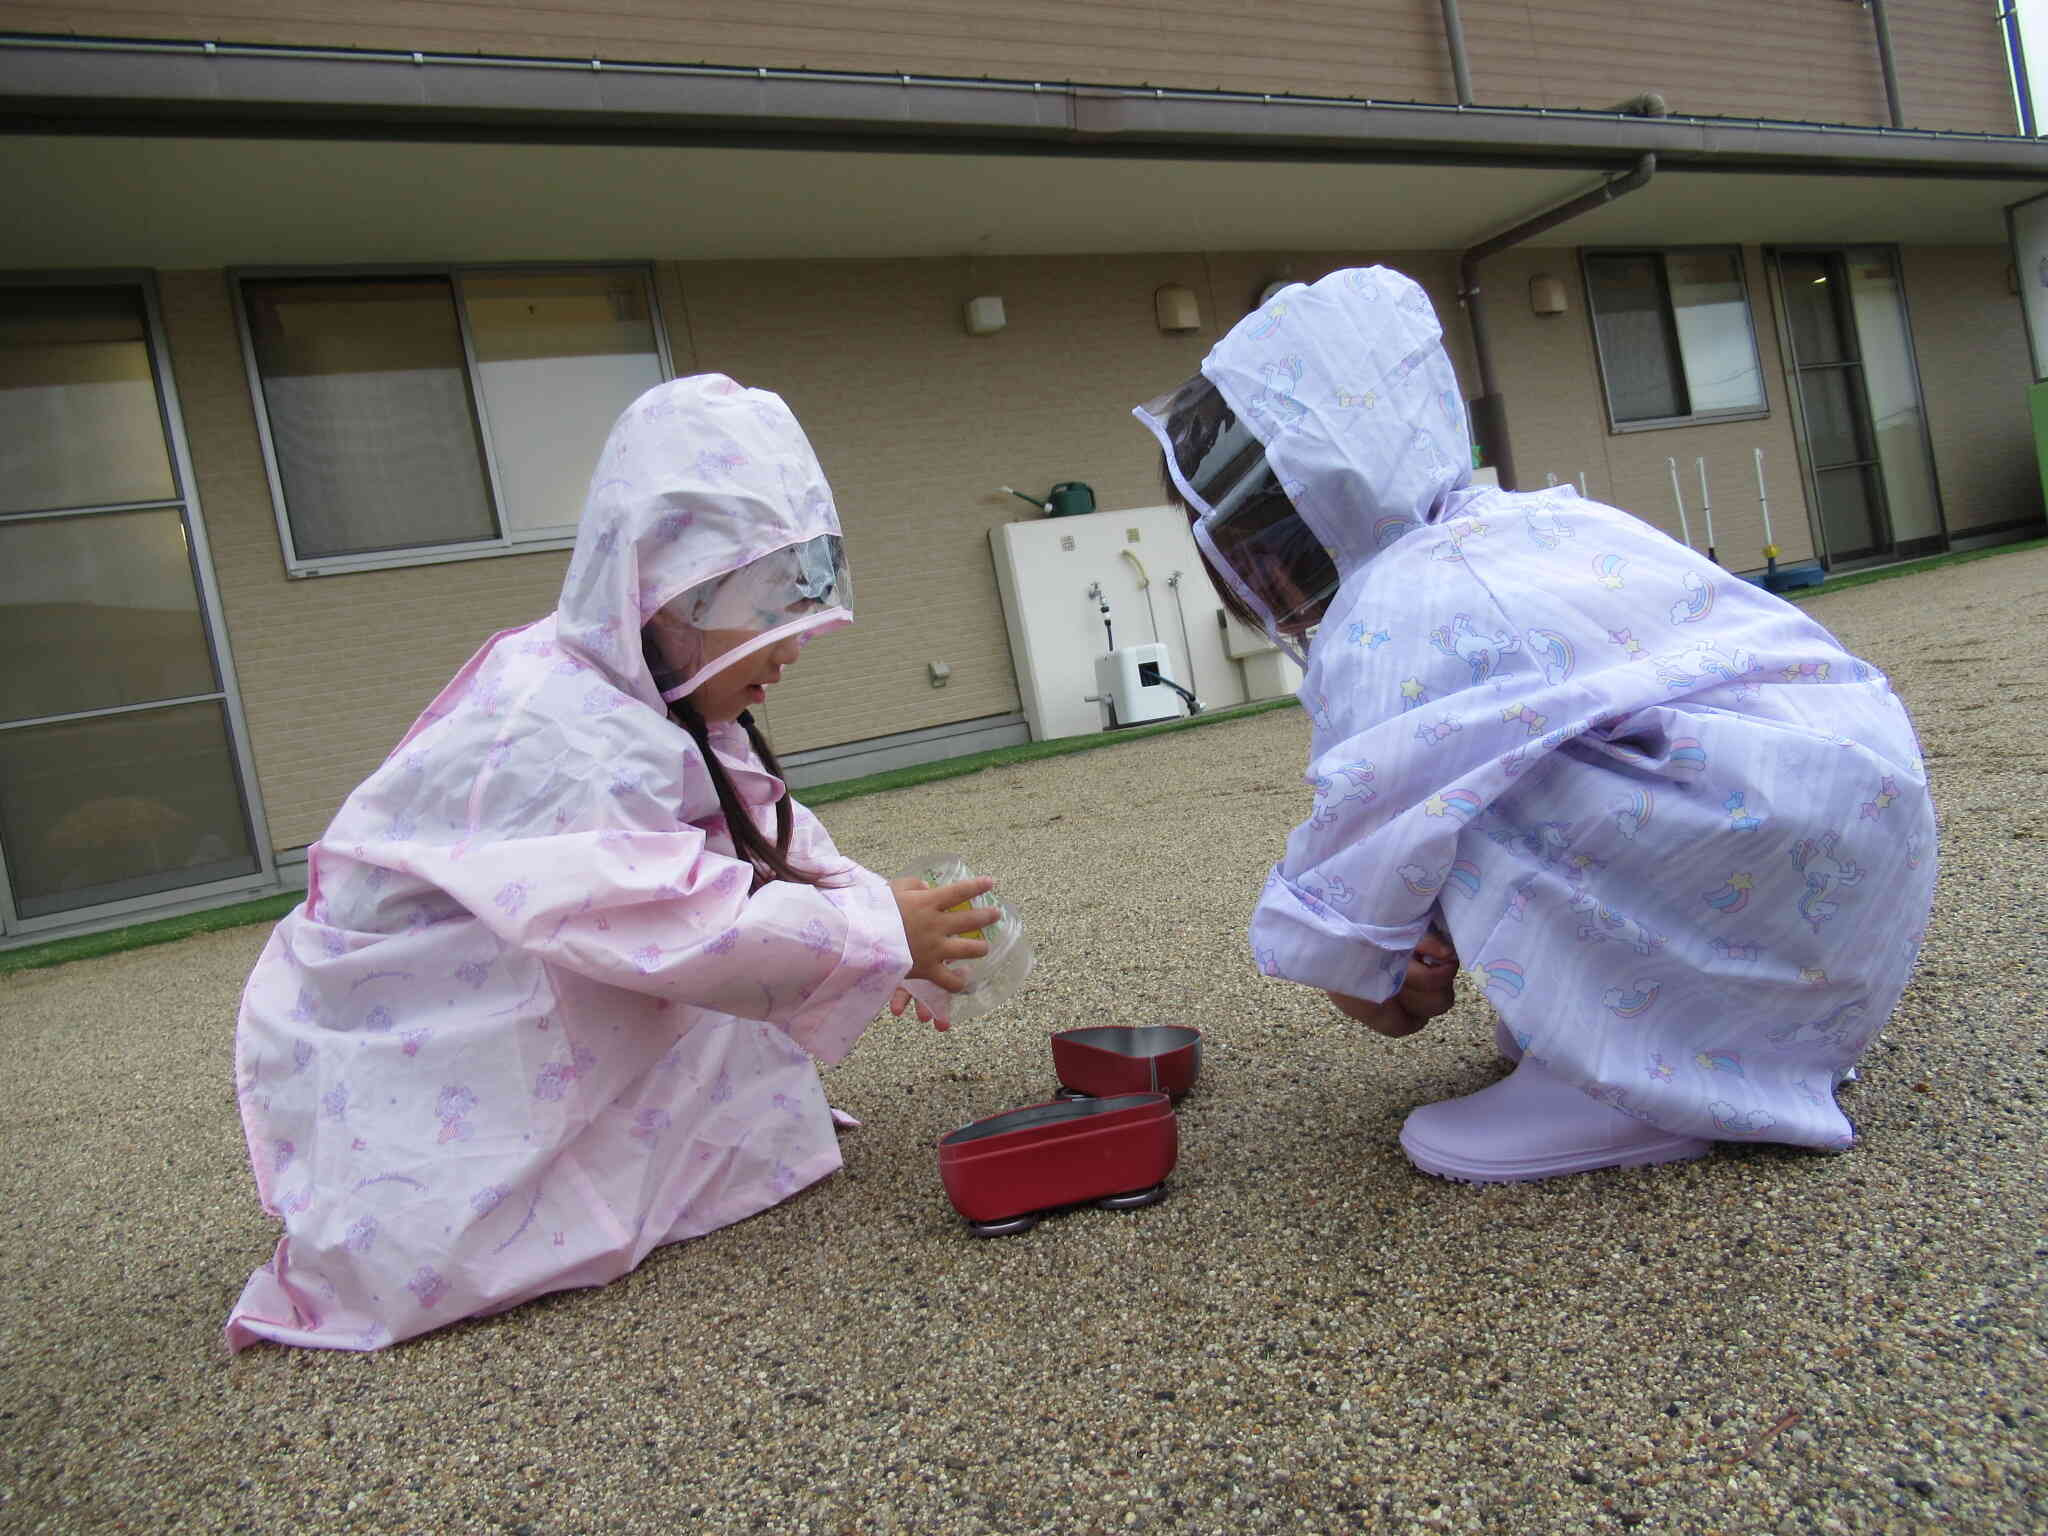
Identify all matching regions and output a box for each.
[889,986,945,1031]
[1399,926,1460,1023]
[1327,928,1460,1038]
[888,875,997,997]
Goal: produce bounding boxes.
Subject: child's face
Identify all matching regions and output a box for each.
[685,630,805,723]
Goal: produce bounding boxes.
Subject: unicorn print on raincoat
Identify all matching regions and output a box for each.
[227,377,913,1351]
[1215,267,1936,1149]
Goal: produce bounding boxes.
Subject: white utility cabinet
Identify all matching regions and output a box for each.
[990,502,1302,741]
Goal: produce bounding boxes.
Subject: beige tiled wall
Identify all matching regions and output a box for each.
[1900,246,2044,535]
[1462,0,2016,135]
[667,249,1470,759]
[10,0,2021,134]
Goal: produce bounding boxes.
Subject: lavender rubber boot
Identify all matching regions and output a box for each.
[1400,1056,1711,1184]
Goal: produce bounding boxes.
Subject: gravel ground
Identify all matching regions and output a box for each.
[3,550,2043,1536]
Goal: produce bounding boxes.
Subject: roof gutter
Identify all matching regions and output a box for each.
[1460,146,1660,491]
[3,35,2045,179]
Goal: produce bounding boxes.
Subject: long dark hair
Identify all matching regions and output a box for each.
[643,632,834,890]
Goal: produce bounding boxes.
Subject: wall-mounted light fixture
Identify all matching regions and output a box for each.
[963,296,1006,335]
[1154,283,1201,332]
[1529,275,1569,315]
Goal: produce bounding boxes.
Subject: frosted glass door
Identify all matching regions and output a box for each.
[1843,248,1943,551]
[0,283,262,930]
[1776,252,1891,563]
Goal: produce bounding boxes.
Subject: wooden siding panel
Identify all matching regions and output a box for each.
[3,1,2017,131]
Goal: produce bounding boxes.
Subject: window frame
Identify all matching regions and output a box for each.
[1579,245,1771,434]
[231,261,674,579]
[0,267,277,938]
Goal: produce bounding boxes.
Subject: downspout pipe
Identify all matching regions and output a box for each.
[1439,0,1474,106]
[1458,151,1658,491]
[2001,2,2036,137]
[1869,0,1906,129]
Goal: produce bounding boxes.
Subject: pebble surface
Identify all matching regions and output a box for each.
[2,550,2042,1535]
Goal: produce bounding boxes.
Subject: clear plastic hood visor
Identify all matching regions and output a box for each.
[648,533,852,701]
[1133,372,1338,662]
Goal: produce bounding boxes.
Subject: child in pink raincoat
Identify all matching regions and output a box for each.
[226,375,994,1351]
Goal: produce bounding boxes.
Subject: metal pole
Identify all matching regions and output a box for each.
[1698,455,1719,564]
[2003,2,2038,137]
[1667,456,1693,548]
[1755,447,1781,590]
[1869,0,1906,128]
[1439,0,1474,105]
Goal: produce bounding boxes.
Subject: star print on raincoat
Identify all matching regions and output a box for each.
[1195,267,1937,1149]
[227,376,912,1351]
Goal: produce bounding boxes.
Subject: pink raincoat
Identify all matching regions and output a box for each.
[227,377,911,1351]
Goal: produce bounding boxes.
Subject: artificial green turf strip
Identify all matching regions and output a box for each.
[1779,536,2045,601]
[0,891,302,978]
[4,535,2039,976]
[799,695,1302,805]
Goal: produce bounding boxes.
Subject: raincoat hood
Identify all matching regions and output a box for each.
[557,374,848,710]
[1197,266,1472,589]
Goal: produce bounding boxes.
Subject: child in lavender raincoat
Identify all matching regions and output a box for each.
[1133,266,1937,1184]
[227,375,994,1350]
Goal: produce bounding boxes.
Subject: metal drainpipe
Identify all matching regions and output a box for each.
[2001,1,2035,136]
[1458,151,1658,492]
[1440,0,1474,105]
[1869,0,1906,128]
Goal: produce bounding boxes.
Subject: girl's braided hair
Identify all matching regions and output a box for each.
[643,631,837,891]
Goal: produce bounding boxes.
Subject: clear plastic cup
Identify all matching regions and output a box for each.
[893,852,1035,1023]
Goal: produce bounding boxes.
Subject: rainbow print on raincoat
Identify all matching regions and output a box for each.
[1212,267,1936,1149]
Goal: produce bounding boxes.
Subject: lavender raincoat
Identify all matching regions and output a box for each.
[1230,268,1936,1148]
[227,377,911,1351]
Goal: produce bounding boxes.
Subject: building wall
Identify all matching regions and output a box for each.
[1467,244,1820,570]
[1461,0,2014,135]
[155,271,572,852]
[155,236,2025,856]
[6,0,2019,134]
[151,244,1510,850]
[1900,245,2045,536]
[676,248,1475,762]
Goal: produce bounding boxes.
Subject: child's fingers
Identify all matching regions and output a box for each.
[941,937,991,963]
[927,876,996,909]
[942,905,1002,935]
[919,962,970,994]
